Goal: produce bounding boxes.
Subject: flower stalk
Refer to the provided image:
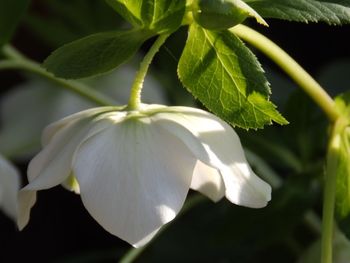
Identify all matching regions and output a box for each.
[231,25,341,123]
[128,33,170,110]
[321,118,346,263]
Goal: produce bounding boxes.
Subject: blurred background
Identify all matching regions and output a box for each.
[1,0,350,262]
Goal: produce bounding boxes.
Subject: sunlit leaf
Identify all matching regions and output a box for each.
[105,0,186,33]
[178,23,287,129]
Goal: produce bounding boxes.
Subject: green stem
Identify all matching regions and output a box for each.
[231,25,341,122]
[321,119,344,263]
[128,33,170,110]
[119,194,205,263]
[0,45,114,106]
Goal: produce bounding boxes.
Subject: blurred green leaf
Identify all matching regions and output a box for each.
[178,23,287,129]
[334,93,350,219]
[0,0,30,46]
[24,0,122,48]
[105,0,186,33]
[334,129,350,219]
[245,0,350,24]
[44,29,152,79]
[239,90,327,174]
[283,90,327,166]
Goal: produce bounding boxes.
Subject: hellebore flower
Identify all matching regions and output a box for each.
[0,154,20,220]
[19,104,271,247]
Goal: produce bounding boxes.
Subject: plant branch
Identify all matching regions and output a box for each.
[321,118,345,263]
[1,45,114,106]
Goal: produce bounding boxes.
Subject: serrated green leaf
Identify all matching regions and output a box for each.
[105,0,186,33]
[44,29,152,79]
[178,23,287,129]
[245,0,350,25]
[0,0,30,46]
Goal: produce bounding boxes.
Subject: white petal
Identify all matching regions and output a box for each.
[73,118,196,246]
[191,161,225,202]
[17,190,36,230]
[42,106,116,146]
[26,112,113,190]
[153,107,271,208]
[0,155,20,220]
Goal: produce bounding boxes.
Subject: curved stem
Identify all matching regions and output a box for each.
[321,119,345,263]
[231,25,341,122]
[128,33,170,110]
[119,194,205,263]
[0,45,114,106]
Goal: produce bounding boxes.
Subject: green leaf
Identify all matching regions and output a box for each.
[105,0,186,33]
[0,0,30,46]
[334,128,350,218]
[105,0,143,28]
[245,0,350,25]
[43,29,152,79]
[178,23,287,129]
[192,0,267,30]
[334,92,350,219]
[335,92,350,114]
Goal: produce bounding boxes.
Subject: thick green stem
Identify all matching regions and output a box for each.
[127,33,170,110]
[321,119,344,263]
[231,25,341,122]
[0,45,114,106]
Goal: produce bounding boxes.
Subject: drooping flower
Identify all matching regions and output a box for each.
[0,154,20,220]
[19,104,271,247]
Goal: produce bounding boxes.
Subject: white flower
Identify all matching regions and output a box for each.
[0,154,20,220]
[19,104,271,247]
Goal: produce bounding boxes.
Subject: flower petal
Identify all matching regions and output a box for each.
[17,190,36,230]
[42,106,117,146]
[73,118,196,246]
[191,160,225,202]
[153,107,271,208]
[26,113,113,190]
[0,155,20,220]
